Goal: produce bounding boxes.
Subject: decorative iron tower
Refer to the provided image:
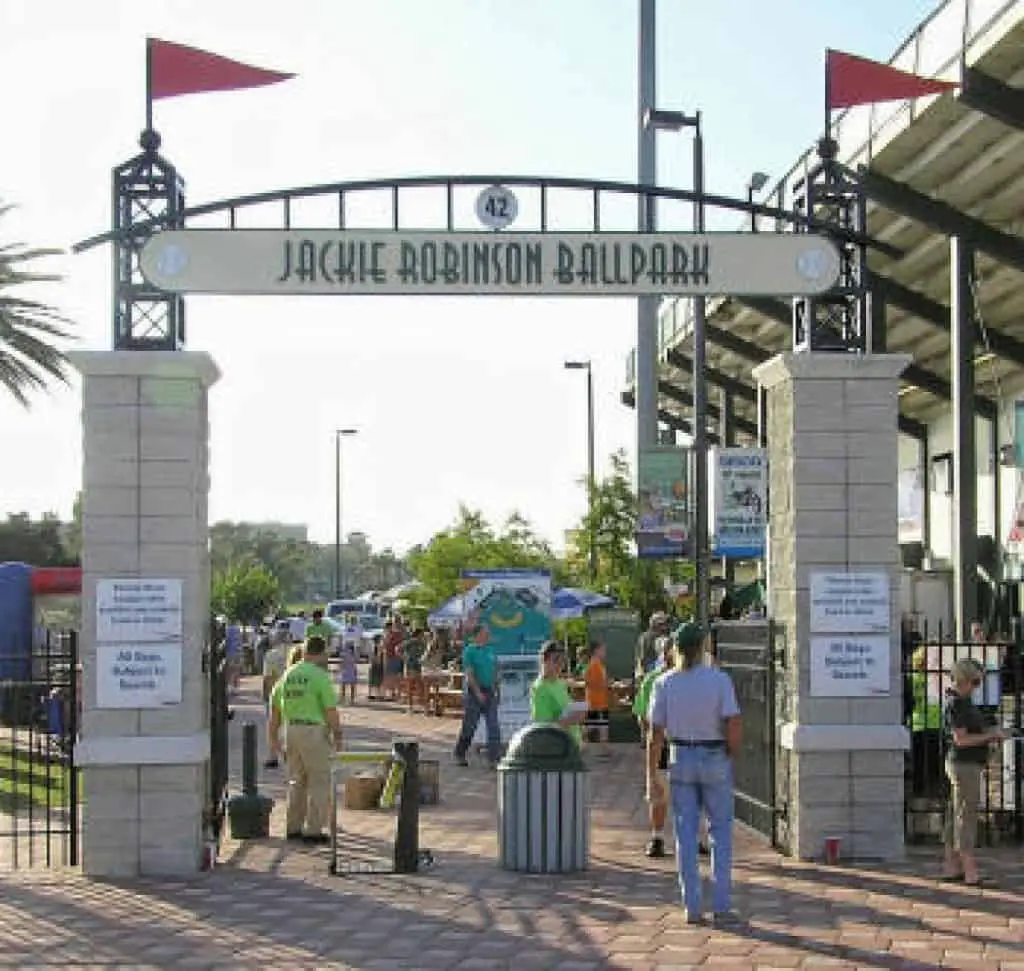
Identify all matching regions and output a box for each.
[111,129,185,350]
[791,137,869,353]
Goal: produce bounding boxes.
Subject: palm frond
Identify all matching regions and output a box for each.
[0,202,77,406]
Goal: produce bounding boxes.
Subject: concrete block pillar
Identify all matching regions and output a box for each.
[70,351,219,877]
[753,352,911,862]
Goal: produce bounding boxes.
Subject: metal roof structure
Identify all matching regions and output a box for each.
[624,0,1024,444]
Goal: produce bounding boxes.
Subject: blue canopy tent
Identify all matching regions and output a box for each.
[427,594,465,629]
[551,588,616,621]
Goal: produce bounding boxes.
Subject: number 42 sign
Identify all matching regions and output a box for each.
[476,185,519,230]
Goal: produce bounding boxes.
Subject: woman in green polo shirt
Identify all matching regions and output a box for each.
[530,641,586,744]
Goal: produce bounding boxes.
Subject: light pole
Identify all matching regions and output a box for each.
[747,171,770,232]
[334,428,358,598]
[644,107,709,626]
[565,360,596,583]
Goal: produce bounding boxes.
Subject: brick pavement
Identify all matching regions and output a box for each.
[0,676,1020,969]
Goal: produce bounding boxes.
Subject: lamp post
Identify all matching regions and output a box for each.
[746,171,770,232]
[643,107,709,626]
[565,360,596,583]
[334,428,358,598]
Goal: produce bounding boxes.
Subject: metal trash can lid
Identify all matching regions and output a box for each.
[499,722,586,772]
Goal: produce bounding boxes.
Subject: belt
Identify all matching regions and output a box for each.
[670,738,725,748]
[288,719,324,726]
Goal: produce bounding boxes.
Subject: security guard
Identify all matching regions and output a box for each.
[648,622,743,925]
[267,635,343,844]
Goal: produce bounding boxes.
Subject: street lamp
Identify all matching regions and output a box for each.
[564,360,596,583]
[334,428,358,598]
[747,171,770,232]
[643,106,710,627]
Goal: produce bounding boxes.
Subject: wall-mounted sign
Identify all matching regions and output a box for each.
[95,644,183,708]
[475,185,519,230]
[712,447,767,559]
[637,447,693,559]
[96,578,182,643]
[809,571,889,634]
[810,635,890,697]
[139,230,842,298]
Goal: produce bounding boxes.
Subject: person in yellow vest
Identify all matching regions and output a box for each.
[267,636,343,844]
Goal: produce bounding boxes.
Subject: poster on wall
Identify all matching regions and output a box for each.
[637,447,694,559]
[712,447,767,559]
[460,568,552,657]
[898,468,925,543]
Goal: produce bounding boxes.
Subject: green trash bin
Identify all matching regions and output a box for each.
[497,723,589,873]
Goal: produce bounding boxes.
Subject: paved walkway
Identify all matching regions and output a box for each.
[0,677,1021,969]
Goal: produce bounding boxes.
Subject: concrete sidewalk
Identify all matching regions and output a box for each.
[0,677,1020,969]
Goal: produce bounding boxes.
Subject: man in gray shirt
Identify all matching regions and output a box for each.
[648,621,742,925]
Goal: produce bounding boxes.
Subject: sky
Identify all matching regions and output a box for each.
[1,0,938,554]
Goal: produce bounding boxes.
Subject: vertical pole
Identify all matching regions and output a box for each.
[68,630,79,868]
[693,117,710,628]
[145,38,154,133]
[921,435,931,562]
[335,432,342,598]
[393,740,420,873]
[951,236,978,641]
[587,364,597,583]
[722,390,736,590]
[636,0,659,452]
[992,415,1002,590]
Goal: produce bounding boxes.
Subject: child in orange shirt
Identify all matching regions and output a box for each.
[584,640,611,759]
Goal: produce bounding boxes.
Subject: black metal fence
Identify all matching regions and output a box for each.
[205,638,229,843]
[903,621,1023,845]
[0,629,79,869]
[713,620,781,847]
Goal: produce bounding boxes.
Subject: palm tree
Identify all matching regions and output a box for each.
[0,203,73,405]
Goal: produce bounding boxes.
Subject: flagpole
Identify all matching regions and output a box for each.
[145,38,154,133]
[824,47,832,143]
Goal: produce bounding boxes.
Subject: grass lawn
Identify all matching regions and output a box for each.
[0,743,76,816]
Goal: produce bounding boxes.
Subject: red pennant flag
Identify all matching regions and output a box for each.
[826,49,958,110]
[148,38,294,101]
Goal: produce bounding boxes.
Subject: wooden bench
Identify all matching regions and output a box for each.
[436,688,464,717]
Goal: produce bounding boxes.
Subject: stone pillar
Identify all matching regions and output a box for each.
[70,351,219,877]
[753,352,910,862]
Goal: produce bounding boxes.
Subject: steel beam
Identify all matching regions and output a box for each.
[721,390,737,448]
[658,380,758,438]
[731,296,997,420]
[875,275,1024,368]
[620,390,721,445]
[959,66,1024,133]
[666,348,757,403]
[857,167,1024,273]
[951,236,978,641]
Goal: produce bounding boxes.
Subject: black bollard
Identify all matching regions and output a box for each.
[392,739,420,873]
[227,722,274,839]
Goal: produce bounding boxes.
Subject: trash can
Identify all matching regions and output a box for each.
[497,722,589,873]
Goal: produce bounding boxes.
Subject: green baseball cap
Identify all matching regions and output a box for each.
[674,621,707,650]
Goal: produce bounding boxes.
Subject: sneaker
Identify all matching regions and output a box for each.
[302,833,331,846]
[645,837,666,858]
[699,842,710,857]
[453,753,469,767]
[285,831,304,842]
[684,910,704,925]
[263,758,279,770]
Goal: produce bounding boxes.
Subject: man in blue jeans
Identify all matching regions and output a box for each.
[648,621,743,925]
[453,624,501,768]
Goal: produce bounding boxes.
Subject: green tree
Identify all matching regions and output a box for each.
[0,205,74,405]
[211,560,281,623]
[0,512,76,566]
[565,449,670,622]
[407,506,560,609]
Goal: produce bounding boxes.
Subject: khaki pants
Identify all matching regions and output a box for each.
[285,723,333,836]
[943,758,982,853]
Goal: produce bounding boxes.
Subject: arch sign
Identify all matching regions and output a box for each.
[139,187,841,299]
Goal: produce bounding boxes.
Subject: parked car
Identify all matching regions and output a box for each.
[326,598,384,621]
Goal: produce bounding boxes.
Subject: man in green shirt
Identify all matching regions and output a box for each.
[305,609,334,650]
[454,625,502,768]
[530,641,586,744]
[268,636,343,844]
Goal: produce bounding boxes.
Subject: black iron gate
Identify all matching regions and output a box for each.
[903,621,1023,845]
[205,637,229,843]
[714,620,781,846]
[0,629,79,870]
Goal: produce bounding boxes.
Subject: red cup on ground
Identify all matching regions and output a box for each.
[824,836,841,865]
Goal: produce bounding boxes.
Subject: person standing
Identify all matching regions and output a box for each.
[306,609,333,649]
[633,635,673,858]
[336,631,359,705]
[636,611,669,679]
[941,657,1005,886]
[267,636,343,844]
[261,636,290,769]
[453,624,502,769]
[225,621,242,690]
[530,641,586,743]
[648,622,743,925]
[583,640,611,758]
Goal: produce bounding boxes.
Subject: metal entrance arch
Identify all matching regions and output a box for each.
[74,133,886,354]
